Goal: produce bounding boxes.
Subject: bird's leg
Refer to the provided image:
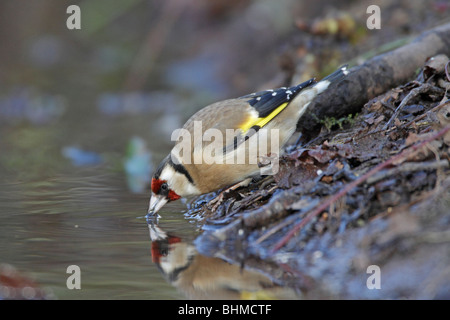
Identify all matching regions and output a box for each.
[207,178,252,212]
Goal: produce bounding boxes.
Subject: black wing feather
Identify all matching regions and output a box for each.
[222,78,316,155]
[240,78,316,117]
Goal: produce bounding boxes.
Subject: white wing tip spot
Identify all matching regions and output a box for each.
[341,66,349,75]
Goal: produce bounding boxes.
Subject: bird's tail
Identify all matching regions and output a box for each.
[313,65,349,94]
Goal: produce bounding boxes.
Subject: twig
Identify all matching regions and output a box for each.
[446,61,450,82]
[384,83,444,130]
[366,159,449,184]
[255,211,302,245]
[201,186,304,246]
[271,124,450,253]
[403,99,450,128]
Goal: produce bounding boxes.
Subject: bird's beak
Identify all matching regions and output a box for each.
[148,193,168,215]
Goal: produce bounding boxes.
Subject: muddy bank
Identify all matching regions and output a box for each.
[190,51,450,299]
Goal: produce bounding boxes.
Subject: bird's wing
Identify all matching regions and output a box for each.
[225,78,316,153]
[178,78,316,157]
[237,78,316,132]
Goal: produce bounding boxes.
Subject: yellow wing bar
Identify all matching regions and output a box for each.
[239,102,288,133]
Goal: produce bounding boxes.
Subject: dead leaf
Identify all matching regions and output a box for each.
[365,116,375,125]
[405,132,421,146]
[320,175,333,183]
[373,115,385,126]
[422,54,450,80]
[307,147,337,163]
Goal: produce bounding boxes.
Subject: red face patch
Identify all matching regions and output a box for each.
[168,190,181,201]
[151,236,182,263]
[151,178,181,202]
[151,178,164,194]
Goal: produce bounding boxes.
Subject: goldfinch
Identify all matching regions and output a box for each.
[148,66,349,215]
[148,222,297,299]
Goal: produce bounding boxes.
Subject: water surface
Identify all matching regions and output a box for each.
[0,99,197,299]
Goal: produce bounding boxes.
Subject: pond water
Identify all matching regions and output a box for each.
[0,100,193,299]
[0,173,190,299]
[0,1,300,296]
[0,0,302,300]
[0,90,299,299]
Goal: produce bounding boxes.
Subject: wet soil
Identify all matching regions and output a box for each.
[191,56,450,299]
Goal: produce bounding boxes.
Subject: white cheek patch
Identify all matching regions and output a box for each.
[159,244,196,277]
[160,166,176,183]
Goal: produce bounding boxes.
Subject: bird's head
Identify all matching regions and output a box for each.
[147,155,198,215]
[148,177,181,215]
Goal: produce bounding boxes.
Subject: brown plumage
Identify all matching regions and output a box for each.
[148,66,349,215]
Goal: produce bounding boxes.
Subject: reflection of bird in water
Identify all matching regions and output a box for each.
[147,221,300,300]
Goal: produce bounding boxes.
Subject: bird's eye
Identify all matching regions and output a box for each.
[160,183,168,191]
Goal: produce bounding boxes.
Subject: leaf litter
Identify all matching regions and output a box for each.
[187,55,450,299]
